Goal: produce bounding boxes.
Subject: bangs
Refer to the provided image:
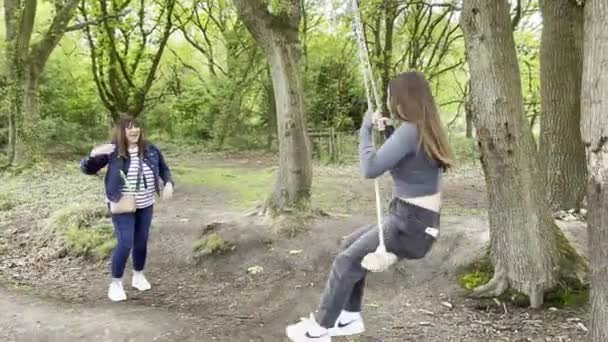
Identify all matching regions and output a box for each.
[118,117,142,129]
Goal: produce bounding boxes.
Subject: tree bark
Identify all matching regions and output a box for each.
[460,0,585,308]
[465,98,473,138]
[539,0,587,211]
[232,0,312,214]
[581,1,608,340]
[380,4,396,114]
[2,0,80,166]
[265,66,277,151]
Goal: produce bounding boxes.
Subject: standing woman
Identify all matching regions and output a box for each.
[80,117,174,302]
[286,71,453,341]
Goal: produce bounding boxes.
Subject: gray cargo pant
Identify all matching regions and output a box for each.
[316,198,440,328]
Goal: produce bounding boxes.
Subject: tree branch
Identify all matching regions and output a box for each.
[134,0,176,116]
[99,0,137,90]
[80,2,115,113]
[64,10,128,32]
[28,0,80,74]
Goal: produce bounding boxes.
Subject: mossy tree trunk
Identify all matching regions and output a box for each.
[460,0,587,308]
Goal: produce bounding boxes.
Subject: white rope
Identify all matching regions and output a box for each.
[350,0,397,272]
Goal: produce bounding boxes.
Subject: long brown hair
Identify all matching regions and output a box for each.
[113,116,146,158]
[388,71,454,169]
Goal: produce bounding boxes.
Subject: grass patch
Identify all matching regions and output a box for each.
[63,222,116,259]
[193,233,235,257]
[544,282,589,308]
[46,203,115,259]
[0,192,21,211]
[173,166,274,209]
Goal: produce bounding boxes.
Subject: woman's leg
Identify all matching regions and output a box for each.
[111,213,136,278]
[317,226,380,329]
[338,224,374,315]
[317,200,439,328]
[132,205,153,272]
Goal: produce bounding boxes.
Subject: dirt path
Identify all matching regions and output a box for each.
[0,287,200,342]
[0,157,591,341]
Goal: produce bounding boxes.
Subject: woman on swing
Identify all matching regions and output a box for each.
[286,71,454,342]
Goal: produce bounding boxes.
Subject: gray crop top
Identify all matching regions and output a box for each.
[359,114,442,198]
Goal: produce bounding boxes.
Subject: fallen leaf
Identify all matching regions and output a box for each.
[441,301,453,309]
[247,266,263,275]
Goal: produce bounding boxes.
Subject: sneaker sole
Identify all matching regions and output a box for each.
[329,321,365,337]
[286,326,330,342]
[132,285,151,291]
[132,281,151,291]
[108,295,127,302]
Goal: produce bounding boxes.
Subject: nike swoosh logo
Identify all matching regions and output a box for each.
[337,319,357,328]
[305,332,327,339]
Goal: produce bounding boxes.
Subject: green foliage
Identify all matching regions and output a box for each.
[461,271,492,290]
[449,133,479,163]
[458,254,493,290]
[544,281,589,308]
[47,203,115,259]
[193,233,235,256]
[514,27,541,128]
[8,0,540,165]
[304,34,366,131]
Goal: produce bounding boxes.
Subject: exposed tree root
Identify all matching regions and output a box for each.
[472,266,509,298]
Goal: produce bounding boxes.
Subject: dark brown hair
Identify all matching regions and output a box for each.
[388,71,454,169]
[113,116,146,158]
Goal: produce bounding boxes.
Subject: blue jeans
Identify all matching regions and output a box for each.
[110,205,154,278]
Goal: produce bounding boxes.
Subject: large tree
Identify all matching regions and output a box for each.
[580,0,608,340]
[232,0,312,214]
[3,0,80,166]
[79,0,176,120]
[460,0,586,307]
[539,0,587,211]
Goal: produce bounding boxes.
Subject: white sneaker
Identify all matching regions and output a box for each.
[286,313,331,341]
[108,279,127,302]
[328,311,365,337]
[132,271,151,291]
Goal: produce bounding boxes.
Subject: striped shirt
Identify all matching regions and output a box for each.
[121,147,156,209]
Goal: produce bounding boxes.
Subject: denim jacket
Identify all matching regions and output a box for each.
[79,142,173,202]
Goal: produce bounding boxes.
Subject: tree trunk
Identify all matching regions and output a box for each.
[581,1,608,340]
[265,66,277,151]
[465,98,473,138]
[380,6,396,114]
[2,0,79,166]
[266,41,312,211]
[233,0,312,214]
[539,0,586,211]
[460,0,586,307]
